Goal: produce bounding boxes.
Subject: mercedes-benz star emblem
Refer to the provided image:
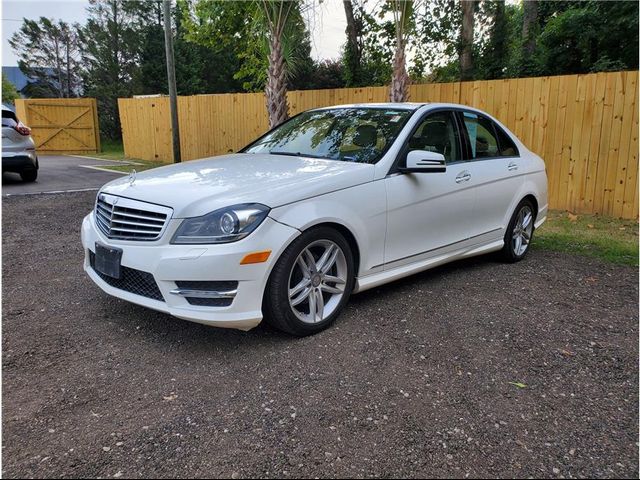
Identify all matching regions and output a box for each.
[128,169,137,186]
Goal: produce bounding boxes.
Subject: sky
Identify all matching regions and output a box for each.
[2,0,347,67]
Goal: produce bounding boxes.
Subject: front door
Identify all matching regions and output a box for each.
[384,110,476,267]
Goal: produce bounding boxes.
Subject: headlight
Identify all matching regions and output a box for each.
[171,204,270,244]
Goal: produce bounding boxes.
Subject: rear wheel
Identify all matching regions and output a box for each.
[20,168,37,182]
[263,227,354,336]
[501,199,535,262]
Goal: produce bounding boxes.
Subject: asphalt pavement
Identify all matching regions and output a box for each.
[2,155,126,196]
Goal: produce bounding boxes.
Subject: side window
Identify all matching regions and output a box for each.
[461,112,499,159]
[493,123,519,157]
[407,111,461,163]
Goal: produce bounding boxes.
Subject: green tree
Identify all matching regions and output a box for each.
[478,0,508,79]
[459,0,478,80]
[307,60,346,90]
[342,0,366,86]
[80,0,156,139]
[182,0,315,126]
[535,0,638,76]
[2,74,20,104]
[9,17,83,98]
[407,0,461,81]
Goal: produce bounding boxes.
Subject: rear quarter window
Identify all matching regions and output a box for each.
[493,123,519,157]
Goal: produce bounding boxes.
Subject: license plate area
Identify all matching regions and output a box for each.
[94,243,123,279]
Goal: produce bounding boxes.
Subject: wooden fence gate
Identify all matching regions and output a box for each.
[14,98,100,155]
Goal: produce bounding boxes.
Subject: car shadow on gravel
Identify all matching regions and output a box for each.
[92,253,499,349]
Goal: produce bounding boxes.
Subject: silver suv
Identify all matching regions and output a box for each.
[2,104,38,182]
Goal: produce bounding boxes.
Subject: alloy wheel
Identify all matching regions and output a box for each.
[512,205,534,256]
[287,240,348,324]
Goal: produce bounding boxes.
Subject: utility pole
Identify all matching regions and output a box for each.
[163,0,181,163]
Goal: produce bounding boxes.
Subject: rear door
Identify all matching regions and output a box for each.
[457,111,524,239]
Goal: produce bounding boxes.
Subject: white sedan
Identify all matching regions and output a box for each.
[81,103,548,336]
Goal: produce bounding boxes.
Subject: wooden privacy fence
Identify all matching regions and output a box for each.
[118,71,638,218]
[15,98,100,154]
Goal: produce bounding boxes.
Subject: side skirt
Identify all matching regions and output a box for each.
[353,239,504,294]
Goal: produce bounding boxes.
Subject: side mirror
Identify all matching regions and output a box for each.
[400,150,446,173]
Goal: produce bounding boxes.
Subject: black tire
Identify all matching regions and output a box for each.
[263,226,355,336]
[20,168,37,183]
[501,198,536,263]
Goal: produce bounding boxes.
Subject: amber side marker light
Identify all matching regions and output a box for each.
[240,250,272,265]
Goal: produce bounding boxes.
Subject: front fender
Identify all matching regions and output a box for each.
[268,181,387,276]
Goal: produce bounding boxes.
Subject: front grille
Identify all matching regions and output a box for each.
[95,193,171,241]
[89,251,164,302]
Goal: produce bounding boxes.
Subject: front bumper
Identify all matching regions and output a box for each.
[81,212,300,330]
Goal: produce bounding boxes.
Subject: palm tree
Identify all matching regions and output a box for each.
[389,0,413,102]
[260,0,294,128]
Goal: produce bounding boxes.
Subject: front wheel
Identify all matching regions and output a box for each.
[263,227,355,336]
[501,199,536,262]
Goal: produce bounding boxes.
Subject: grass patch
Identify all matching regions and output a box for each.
[535,210,638,266]
[82,139,165,172]
[97,159,166,173]
[92,139,128,161]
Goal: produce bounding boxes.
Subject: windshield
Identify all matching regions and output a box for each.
[244,107,413,164]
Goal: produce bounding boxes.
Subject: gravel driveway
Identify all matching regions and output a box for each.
[2,192,638,479]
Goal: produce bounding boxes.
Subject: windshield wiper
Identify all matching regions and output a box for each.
[270,150,328,160]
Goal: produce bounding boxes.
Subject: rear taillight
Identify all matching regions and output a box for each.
[14,122,31,136]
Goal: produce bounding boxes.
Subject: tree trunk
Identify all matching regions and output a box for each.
[65,35,72,98]
[53,36,64,97]
[522,0,538,57]
[389,0,410,103]
[265,33,289,128]
[343,0,361,86]
[486,0,506,79]
[389,40,409,102]
[460,0,475,81]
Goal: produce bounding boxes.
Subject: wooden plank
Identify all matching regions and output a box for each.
[622,72,639,219]
[541,76,560,197]
[591,73,618,215]
[581,72,607,213]
[92,98,101,153]
[612,72,637,217]
[567,74,594,212]
[555,74,579,211]
[601,72,626,215]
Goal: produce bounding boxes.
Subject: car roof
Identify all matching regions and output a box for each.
[310,102,487,113]
[312,103,422,111]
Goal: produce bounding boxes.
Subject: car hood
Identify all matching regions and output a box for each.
[101,153,375,218]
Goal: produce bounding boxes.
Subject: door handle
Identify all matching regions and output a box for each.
[455,171,471,183]
[508,162,518,171]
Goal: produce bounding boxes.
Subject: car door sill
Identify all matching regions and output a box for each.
[354,236,504,294]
